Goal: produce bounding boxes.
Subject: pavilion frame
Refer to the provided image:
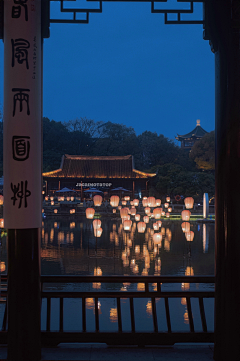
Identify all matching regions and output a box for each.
[0,1,239,360]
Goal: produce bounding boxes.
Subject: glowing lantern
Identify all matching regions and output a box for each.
[71,196,74,201]
[124,196,130,201]
[45,196,49,201]
[135,214,140,221]
[168,207,172,213]
[181,222,190,233]
[42,209,44,213]
[70,209,75,214]
[166,196,170,202]
[86,208,95,219]
[153,222,159,231]
[147,197,156,207]
[94,227,102,237]
[93,195,102,206]
[143,216,149,223]
[123,220,132,231]
[51,201,54,206]
[166,212,170,218]
[0,195,3,205]
[120,207,129,219]
[157,220,162,227]
[54,209,58,214]
[185,231,194,242]
[153,233,162,245]
[137,222,146,233]
[110,195,119,207]
[113,209,116,214]
[130,208,136,216]
[145,207,151,215]
[0,219,4,228]
[181,210,191,221]
[164,203,169,208]
[66,197,70,201]
[142,197,148,207]
[184,197,194,209]
[93,219,101,229]
[132,199,139,207]
[0,262,6,272]
[50,197,54,201]
[153,208,162,219]
[121,200,127,206]
[155,199,161,206]
[118,205,122,210]
[162,211,165,216]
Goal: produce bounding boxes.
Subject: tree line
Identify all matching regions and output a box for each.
[0,116,215,201]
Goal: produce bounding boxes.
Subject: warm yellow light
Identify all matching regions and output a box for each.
[166,196,170,202]
[54,209,58,214]
[93,219,101,230]
[86,208,95,219]
[153,233,162,245]
[132,199,139,207]
[143,216,149,223]
[137,221,146,233]
[147,196,155,207]
[185,231,194,242]
[153,208,162,219]
[110,195,119,207]
[135,214,140,221]
[123,220,132,231]
[181,210,191,221]
[184,197,194,209]
[94,227,103,237]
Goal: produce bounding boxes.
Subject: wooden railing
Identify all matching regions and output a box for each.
[0,275,215,346]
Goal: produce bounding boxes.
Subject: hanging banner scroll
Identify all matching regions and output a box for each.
[3,0,42,229]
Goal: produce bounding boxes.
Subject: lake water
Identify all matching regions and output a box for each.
[0,218,215,333]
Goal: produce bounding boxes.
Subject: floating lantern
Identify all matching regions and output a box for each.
[93,195,102,206]
[120,207,129,219]
[124,196,130,201]
[135,245,140,254]
[70,209,75,214]
[153,222,159,231]
[185,231,194,242]
[93,219,101,230]
[145,207,151,215]
[94,227,102,237]
[112,209,116,214]
[70,196,74,201]
[86,208,95,219]
[51,201,54,206]
[184,197,194,209]
[137,222,146,233]
[181,210,191,221]
[70,222,75,229]
[143,216,149,223]
[155,199,161,206]
[157,220,162,227]
[147,197,156,207]
[162,211,165,216]
[54,209,58,214]
[166,212,170,218]
[121,200,127,206]
[168,207,172,213]
[181,222,190,233]
[45,196,49,201]
[50,197,54,201]
[118,205,122,210]
[66,197,70,201]
[153,208,162,219]
[166,196,170,202]
[0,195,3,205]
[132,199,139,207]
[135,214,140,221]
[153,233,162,245]
[142,197,148,207]
[123,220,132,231]
[0,219,4,228]
[130,208,136,216]
[110,195,119,207]
[164,202,169,208]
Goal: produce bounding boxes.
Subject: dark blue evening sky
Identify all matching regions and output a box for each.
[0,1,215,141]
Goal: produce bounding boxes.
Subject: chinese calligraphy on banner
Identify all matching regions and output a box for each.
[3,0,42,228]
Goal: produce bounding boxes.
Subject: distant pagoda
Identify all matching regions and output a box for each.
[175,120,208,150]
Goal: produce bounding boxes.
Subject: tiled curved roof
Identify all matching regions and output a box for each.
[43,155,156,179]
[176,121,208,140]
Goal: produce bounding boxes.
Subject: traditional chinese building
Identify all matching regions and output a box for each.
[43,155,156,198]
[175,120,208,150]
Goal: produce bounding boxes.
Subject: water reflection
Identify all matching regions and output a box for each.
[40,218,215,276]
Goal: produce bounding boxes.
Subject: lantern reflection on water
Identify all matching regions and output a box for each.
[181,222,190,233]
[93,219,101,230]
[185,231,194,242]
[153,208,162,219]
[181,210,191,221]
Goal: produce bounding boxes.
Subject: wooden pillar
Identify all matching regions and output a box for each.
[212,1,240,359]
[3,1,42,360]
